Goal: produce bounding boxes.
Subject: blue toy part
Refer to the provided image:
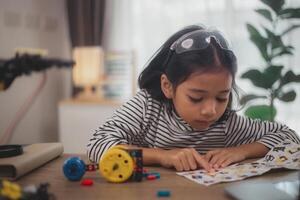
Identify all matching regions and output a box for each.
[157,190,171,197]
[63,157,86,181]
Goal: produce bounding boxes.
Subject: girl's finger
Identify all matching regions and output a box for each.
[179,153,191,171]
[205,149,221,161]
[209,152,224,166]
[192,150,211,171]
[185,150,197,170]
[204,152,212,162]
[172,157,184,171]
[221,157,233,168]
[215,155,228,168]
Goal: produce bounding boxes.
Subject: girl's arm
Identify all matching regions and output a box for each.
[225,111,300,148]
[86,90,148,163]
[206,111,300,168]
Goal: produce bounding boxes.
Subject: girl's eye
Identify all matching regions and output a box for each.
[188,96,203,103]
[216,98,228,102]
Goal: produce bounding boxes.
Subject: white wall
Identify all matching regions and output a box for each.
[0,0,72,144]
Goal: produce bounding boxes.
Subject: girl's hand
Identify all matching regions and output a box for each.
[158,148,211,172]
[205,147,247,169]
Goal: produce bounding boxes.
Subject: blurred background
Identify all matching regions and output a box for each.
[0,0,299,153]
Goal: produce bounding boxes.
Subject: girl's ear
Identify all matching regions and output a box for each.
[161,74,174,99]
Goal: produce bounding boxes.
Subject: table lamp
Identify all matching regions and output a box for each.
[72,46,104,100]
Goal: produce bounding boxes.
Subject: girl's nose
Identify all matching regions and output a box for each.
[200,100,217,117]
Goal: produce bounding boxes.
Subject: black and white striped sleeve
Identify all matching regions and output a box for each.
[86,90,148,163]
[225,111,300,149]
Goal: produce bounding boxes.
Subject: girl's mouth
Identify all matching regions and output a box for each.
[196,120,213,124]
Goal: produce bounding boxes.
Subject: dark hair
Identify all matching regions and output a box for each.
[138,25,238,109]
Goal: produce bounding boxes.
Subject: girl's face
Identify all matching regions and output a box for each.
[161,67,232,130]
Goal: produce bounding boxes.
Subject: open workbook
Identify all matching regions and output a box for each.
[0,143,63,180]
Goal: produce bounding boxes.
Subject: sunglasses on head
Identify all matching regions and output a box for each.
[170,29,233,54]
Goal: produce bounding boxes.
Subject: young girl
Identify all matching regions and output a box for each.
[87,25,300,172]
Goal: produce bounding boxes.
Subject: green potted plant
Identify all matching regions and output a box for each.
[240,0,300,121]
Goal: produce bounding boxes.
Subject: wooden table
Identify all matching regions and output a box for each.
[15,155,299,200]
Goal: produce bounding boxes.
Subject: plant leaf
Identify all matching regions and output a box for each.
[263,65,283,87]
[280,70,300,86]
[281,24,300,35]
[244,105,276,121]
[279,8,300,19]
[278,90,296,102]
[240,94,268,105]
[241,66,283,89]
[261,0,285,14]
[272,46,294,57]
[255,8,273,21]
[246,24,269,61]
[241,69,265,88]
[264,27,284,50]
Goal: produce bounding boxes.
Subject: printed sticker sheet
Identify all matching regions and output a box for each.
[177,141,300,186]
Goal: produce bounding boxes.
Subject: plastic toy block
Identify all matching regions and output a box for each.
[146,174,156,180]
[81,179,94,186]
[157,190,171,197]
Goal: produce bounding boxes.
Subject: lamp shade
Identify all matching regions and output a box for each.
[72,46,104,87]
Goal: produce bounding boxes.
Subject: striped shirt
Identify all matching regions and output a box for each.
[87,89,300,163]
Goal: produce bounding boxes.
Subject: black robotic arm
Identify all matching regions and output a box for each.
[0,53,74,91]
